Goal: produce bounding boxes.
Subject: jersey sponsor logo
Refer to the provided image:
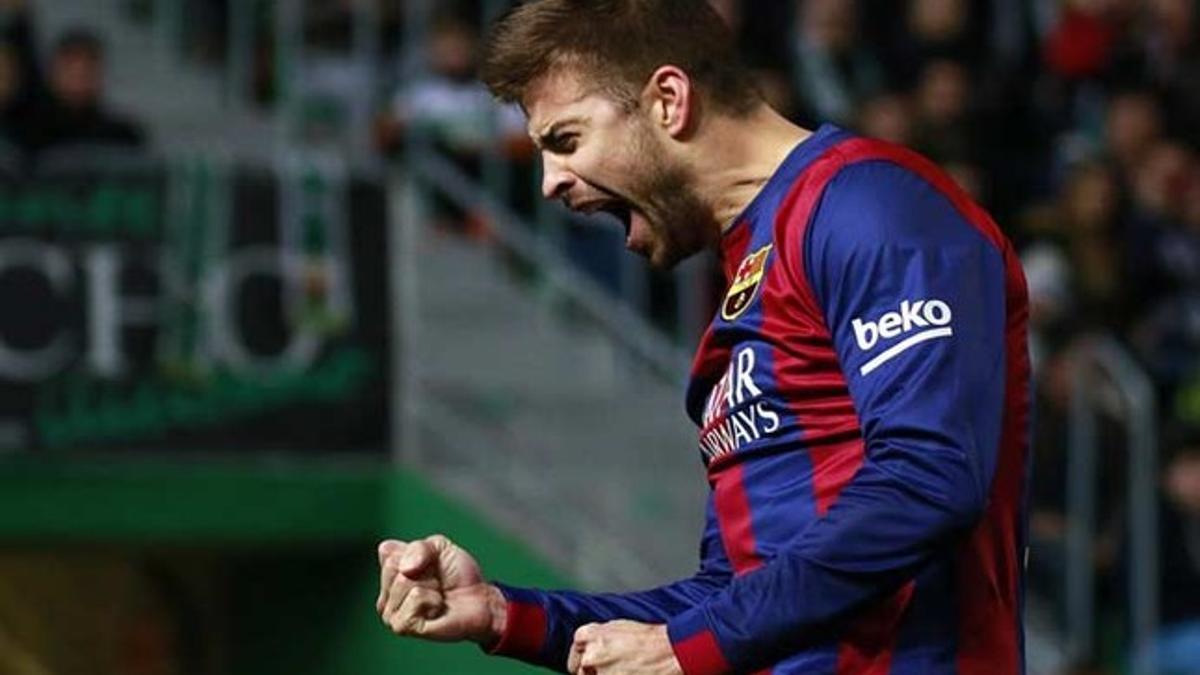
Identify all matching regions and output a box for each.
[699,346,781,463]
[851,299,953,375]
[721,244,773,321]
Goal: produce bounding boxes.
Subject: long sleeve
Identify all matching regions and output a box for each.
[665,160,1015,674]
[489,493,733,671]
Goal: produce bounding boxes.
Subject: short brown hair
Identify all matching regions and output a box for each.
[480,0,758,115]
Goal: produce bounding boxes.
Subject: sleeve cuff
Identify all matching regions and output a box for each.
[667,606,732,675]
[485,584,548,662]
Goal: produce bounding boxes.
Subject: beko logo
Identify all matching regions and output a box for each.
[850,299,953,375]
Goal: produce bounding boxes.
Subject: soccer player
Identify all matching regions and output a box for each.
[376,1,1031,673]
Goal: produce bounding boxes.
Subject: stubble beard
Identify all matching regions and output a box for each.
[626,123,717,270]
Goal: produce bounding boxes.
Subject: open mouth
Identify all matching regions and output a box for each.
[599,201,633,237]
[580,198,634,238]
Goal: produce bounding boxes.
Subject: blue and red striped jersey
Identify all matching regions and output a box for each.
[489,124,1031,675]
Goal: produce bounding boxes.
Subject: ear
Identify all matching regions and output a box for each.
[644,65,694,139]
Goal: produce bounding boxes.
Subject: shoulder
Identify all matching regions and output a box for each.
[781,139,1004,259]
[816,162,981,245]
[776,140,1014,301]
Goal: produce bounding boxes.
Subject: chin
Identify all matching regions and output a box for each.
[646,247,687,271]
[646,257,674,272]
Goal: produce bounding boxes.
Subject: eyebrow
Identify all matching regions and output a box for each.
[532,117,585,150]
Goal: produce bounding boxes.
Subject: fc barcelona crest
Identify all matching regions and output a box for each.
[721,244,772,321]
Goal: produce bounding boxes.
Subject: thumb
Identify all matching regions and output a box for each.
[567,639,586,674]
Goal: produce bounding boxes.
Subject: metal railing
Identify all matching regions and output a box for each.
[404,147,696,379]
[1066,334,1159,674]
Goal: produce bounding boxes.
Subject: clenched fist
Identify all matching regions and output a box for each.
[568,621,683,675]
[376,534,508,645]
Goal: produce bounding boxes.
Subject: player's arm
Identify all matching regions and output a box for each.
[487,493,733,671]
[663,160,1022,674]
[377,494,732,672]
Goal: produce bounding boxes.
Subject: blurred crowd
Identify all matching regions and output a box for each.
[0,0,145,170]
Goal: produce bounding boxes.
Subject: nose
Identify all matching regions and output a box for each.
[541,154,576,201]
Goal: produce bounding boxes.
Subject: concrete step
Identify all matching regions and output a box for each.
[410,229,707,585]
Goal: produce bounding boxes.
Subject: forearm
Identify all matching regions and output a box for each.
[666,450,981,673]
[489,574,727,671]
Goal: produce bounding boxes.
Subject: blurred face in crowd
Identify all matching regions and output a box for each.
[1064,163,1119,233]
[524,68,714,270]
[1133,141,1193,217]
[798,0,858,52]
[917,60,969,124]
[1106,93,1163,169]
[428,22,477,81]
[1149,0,1195,48]
[1166,449,1200,515]
[909,0,967,43]
[52,46,103,109]
[859,93,914,146]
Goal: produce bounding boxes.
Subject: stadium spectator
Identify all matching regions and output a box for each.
[375,15,525,159]
[1125,426,1200,672]
[1043,0,1122,82]
[375,14,528,233]
[857,91,915,147]
[1103,90,1165,188]
[1147,0,1200,148]
[887,0,983,86]
[1056,161,1127,331]
[787,0,884,125]
[1124,141,1199,304]
[910,58,980,165]
[0,0,40,161]
[1019,159,1124,369]
[1104,0,1200,143]
[0,0,40,103]
[25,28,146,155]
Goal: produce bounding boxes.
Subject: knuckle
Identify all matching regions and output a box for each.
[387,614,406,635]
[406,541,430,561]
[380,541,406,560]
[389,578,414,599]
[410,587,435,605]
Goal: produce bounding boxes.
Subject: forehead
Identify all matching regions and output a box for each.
[523,68,617,136]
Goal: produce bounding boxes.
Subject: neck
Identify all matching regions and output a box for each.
[687,105,812,236]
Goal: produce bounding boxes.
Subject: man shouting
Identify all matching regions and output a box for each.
[378,1,1031,673]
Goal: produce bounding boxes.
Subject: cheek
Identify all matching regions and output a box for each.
[593,135,638,171]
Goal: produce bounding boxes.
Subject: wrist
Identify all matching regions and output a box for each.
[654,625,684,675]
[480,583,548,660]
[478,583,508,646]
